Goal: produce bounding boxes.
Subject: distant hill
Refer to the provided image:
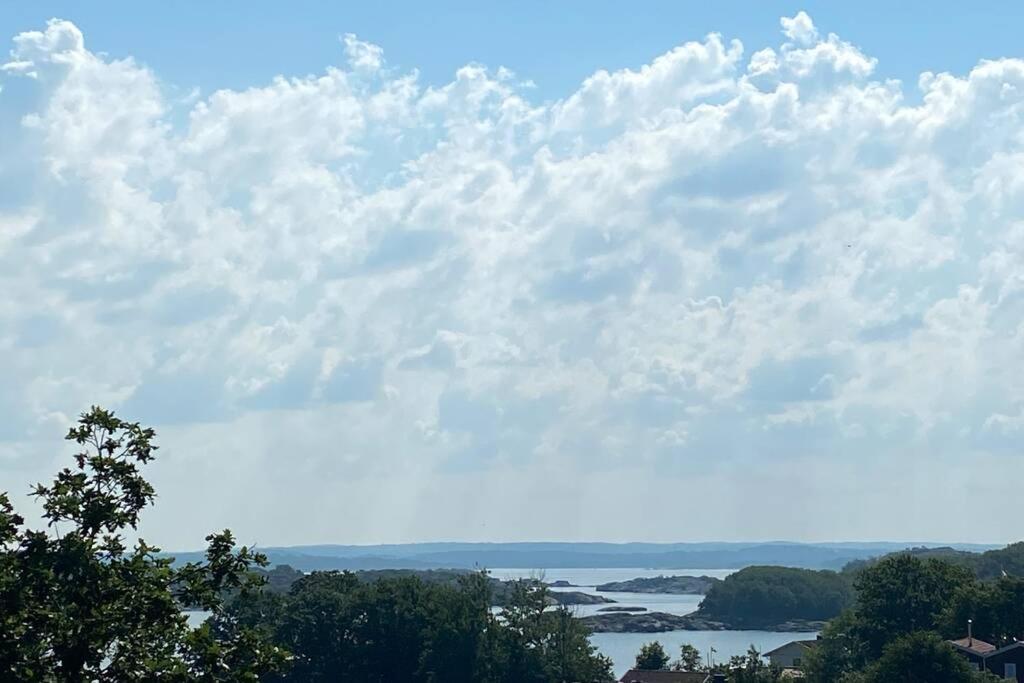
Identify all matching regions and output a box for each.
[165,541,999,572]
[842,541,1024,579]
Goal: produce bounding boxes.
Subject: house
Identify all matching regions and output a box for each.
[979,642,1024,681]
[948,634,996,671]
[617,670,719,683]
[763,638,819,670]
[949,635,1024,681]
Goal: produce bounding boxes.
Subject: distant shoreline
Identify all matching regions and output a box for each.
[580,611,826,634]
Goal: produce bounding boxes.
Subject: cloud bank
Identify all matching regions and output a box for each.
[3,13,1023,546]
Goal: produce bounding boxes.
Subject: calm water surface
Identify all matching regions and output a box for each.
[489,568,815,677]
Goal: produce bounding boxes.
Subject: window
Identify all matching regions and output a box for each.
[1005,663,1016,679]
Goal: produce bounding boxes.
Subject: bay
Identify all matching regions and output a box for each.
[489,567,816,678]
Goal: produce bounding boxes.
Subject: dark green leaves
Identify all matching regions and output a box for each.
[0,407,285,682]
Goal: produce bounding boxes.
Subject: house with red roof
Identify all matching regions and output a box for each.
[949,633,1024,681]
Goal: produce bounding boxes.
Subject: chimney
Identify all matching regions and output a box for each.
[968,619,973,647]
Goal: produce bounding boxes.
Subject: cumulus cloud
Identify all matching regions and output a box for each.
[3,13,1024,545]
[781,11,818,46]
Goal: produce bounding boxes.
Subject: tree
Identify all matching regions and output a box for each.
[226,568,613,683]
[806,555,1000,683]
[478,578,613,683]
[0,406,286,682]
[852,554,973,657]
[536,607,614,683]
[861,631,993,683]
[634,641,670,670]
[802,610,871,683]
[727,646,782,683]
[942,576,1024,648]
[673,643,703,672]
[697,565,853,629]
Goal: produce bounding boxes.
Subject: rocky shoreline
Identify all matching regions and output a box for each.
[594,575,719,595]
[550,591,614,606]
[580,611,825,633]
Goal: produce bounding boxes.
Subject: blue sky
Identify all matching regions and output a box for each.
[3,3,1024,548]
[4,2,1024,100]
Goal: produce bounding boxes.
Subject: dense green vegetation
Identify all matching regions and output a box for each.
[0,407,285,681]
[696,566,853,628]
[251,565,611,607]
[803,554,1010,682]
[0,409,614,683]
[633,641,671,670]
[227,570,613,682]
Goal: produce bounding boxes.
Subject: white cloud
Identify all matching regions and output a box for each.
[3,15,1024,545]
[342,33,385,72]
[781,11,818,46]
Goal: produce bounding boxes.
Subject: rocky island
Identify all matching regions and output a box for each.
[548,591,614,606]
[583,566,849,632]
[594,574,719,594]
[580,611,825,633]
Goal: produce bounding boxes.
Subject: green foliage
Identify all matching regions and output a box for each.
[726,645,783,683]
[802,610,871,683]
[228,570,613,682]
[852,554,973,657]
[697,565,853,628]
[941,575,1024,647]
[860,631,986,683]
[973,542,1024,579]
[634,641,670,670]
[673,643,703,671]
[0,407,286,682]
[250,565,588,608]
[806,554,992,682]
[842,542,1024,581]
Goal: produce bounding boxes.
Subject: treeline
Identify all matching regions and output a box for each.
[843,542,1024,580]
[226,570,612,682]
[252,564,608,607]
[0,408,614,682]
[695,565,853,628]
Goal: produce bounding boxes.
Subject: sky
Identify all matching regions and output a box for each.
[3,3,1024,550]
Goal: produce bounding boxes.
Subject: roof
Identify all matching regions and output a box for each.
[986,640,1024,658]
[618,670,709,683]
[948,637,997,655]
[764,640,820,657]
